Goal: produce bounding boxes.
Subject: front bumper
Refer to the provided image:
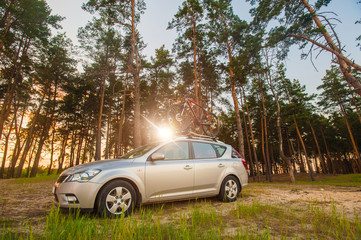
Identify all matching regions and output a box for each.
[53,181,101,209]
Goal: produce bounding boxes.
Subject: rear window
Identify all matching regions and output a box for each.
[193,142,217,159]
[232,149,242,158]
[213,144,226,157]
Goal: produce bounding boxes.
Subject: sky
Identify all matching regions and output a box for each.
[45,0,361,96]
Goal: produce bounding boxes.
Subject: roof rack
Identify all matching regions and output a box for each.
[184,131,221,143]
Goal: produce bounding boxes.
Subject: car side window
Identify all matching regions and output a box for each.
[193,142,218,159]
[213,145,226,157]
[154,142,189,160]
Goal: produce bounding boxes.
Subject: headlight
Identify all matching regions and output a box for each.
[66,169,101,182]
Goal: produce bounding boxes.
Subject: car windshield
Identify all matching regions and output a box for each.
[120,142,160,159]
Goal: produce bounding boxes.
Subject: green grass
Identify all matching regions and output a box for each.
[1,200,360,240]
[250,173,361,187]
[294,174,361,187]
[9,174,59,184]
[1,173,361,239]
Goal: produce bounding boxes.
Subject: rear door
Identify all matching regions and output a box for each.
[145,141,194,201]
[193,142,227,196]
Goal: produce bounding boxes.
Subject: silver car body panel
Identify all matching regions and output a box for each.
[53,138,248,210]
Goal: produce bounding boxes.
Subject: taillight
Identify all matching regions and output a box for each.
[232,147,247,169]
[242,159,247,170]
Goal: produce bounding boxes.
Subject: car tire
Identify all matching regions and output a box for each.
[218,175,240,202]
[96,180,137,217]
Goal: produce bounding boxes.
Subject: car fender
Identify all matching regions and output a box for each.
[91,169,146,206]
[216,167,242,193]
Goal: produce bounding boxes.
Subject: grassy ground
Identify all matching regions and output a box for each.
[1,173,361,239]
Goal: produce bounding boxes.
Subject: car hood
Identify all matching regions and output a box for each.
[60,158,135,175]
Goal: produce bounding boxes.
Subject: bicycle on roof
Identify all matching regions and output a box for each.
[167,98,220,138]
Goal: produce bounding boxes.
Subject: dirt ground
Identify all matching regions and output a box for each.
[0,174,360,223]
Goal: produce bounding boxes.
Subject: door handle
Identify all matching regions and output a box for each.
[184,165,193,170]
[218,163,225,168]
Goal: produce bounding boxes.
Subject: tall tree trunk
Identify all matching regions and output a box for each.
[75,134,84,166]
[293,116,315,181]
[241,86,260,181]
[57,134,68,174]
[0,116,15,178]
[95,48,109,160]
[337,101,361,172]
[321,129,335,174]
[226,38,244,156]
[30,119,52,177]
[26,142,37,178]
[240,94,255,179]
[82,132,90,164]
[47,129,55,175]
[308,120,327,174]
[129,0,142,148]
[8,103,26,178]
[192,18,200,104]
[69,130,76,167]
[259,79,272,182]
[267,77,295,182]
[0,36,29,141]
[16,94,45,177]
[260,112,268,180]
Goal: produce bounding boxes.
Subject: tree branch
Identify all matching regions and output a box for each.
[289,34,361,72]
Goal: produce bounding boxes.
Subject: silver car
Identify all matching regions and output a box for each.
[53,137,248,217]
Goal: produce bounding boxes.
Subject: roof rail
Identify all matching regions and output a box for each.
[185,131,220,143]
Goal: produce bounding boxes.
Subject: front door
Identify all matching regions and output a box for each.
[145,141,194,201]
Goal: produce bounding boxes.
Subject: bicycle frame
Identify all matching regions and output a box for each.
[183,98,210,124]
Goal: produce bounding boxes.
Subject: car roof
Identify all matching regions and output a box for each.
[171,136,226,145]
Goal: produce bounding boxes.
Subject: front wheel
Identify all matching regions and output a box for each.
[96,180,137,217]
[201,112,220,137]
[218,176,240,202]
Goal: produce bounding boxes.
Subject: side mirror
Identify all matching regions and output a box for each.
[151,152,165,161]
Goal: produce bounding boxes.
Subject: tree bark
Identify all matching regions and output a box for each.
[130,0,142,148]
[95,48,109,160]
[308,120,327,174]
[266,73,295,182]
[259,80,272,182]
[192,18,200,104]
[0,116,14,178]
[337,99,361,172]
[16,94,45,177]
[293,115,315,181]
[241,86,260,182]
[57,133,68,174]
[30,118,52,177]
[240,93,255,179]
[47,129,56,175]
[0,36,29,141]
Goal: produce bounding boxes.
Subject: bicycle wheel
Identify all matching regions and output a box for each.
[167,104,193,132]
[152,109,168,128]
[201,112,220,137]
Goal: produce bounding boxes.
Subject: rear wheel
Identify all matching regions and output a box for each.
[201,112,220,137]
[218,176,240,202]
[97,180,137,217]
